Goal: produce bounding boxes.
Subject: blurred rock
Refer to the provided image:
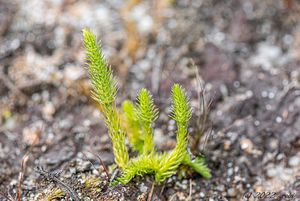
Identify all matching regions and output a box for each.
[42,102,55,120]
[288,156,300,167]
[139,183,148,193]
[250,43,282,71]
[22,125,41,145]
[227,188,237,197]
[63,65,85,84]
[130,4,153,34]
[0,1,15,36]
[240,138,253,154]
[200,43,237,85]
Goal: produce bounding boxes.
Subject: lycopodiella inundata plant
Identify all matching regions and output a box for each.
[83,29,211,184]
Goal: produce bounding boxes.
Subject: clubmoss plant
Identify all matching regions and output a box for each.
[83,176,102,193]
[46,187,65,201]
[83,29,211,185]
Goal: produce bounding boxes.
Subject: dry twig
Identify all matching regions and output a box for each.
[147,182,155,201]
[35,166,80,201]
[191,60,212,151]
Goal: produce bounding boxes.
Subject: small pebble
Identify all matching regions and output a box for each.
[22,126,41,145]
[139,183,148,193]
[269,139,278,150]
[77,161,91,172]
[276,153,285,160]
[240,138,253,154]
[64,65,84,81]
[175,181,188,190]
[227,168,234,176]
[69,167,76,175]
[288,156,300,167]
[42,102,55,120]
[216,185,225,192]
[223,140,231,150]
[275,116,282,123]
[227,188,237,197]
[100,135,109,143]
[266,167,277,178]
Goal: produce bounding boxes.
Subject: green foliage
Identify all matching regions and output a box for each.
[82,29,117,105]
[122,100,144,153]
[83,28,129,168]
[46,187,65,201]
[83,29,211,185]
[136,89,158,154]
[115,153,162,184]
[154,84,191,182]
[83,176,102,193]
[182,153,211,179]
[170,84,192,124]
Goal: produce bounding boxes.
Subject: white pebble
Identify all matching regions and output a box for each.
[288,156,300,167]
[275,116,282,123]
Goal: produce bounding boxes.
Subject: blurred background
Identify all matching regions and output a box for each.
[0,0,300,200]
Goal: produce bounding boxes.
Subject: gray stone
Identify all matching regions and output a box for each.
[288,156,300,167]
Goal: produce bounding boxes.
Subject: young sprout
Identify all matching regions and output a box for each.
[83,28,129,169]
[83,29,211,185]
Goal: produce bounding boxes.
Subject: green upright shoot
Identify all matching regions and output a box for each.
[136,89,158,154]
[83,29,129,169]
[83,29,211,185]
